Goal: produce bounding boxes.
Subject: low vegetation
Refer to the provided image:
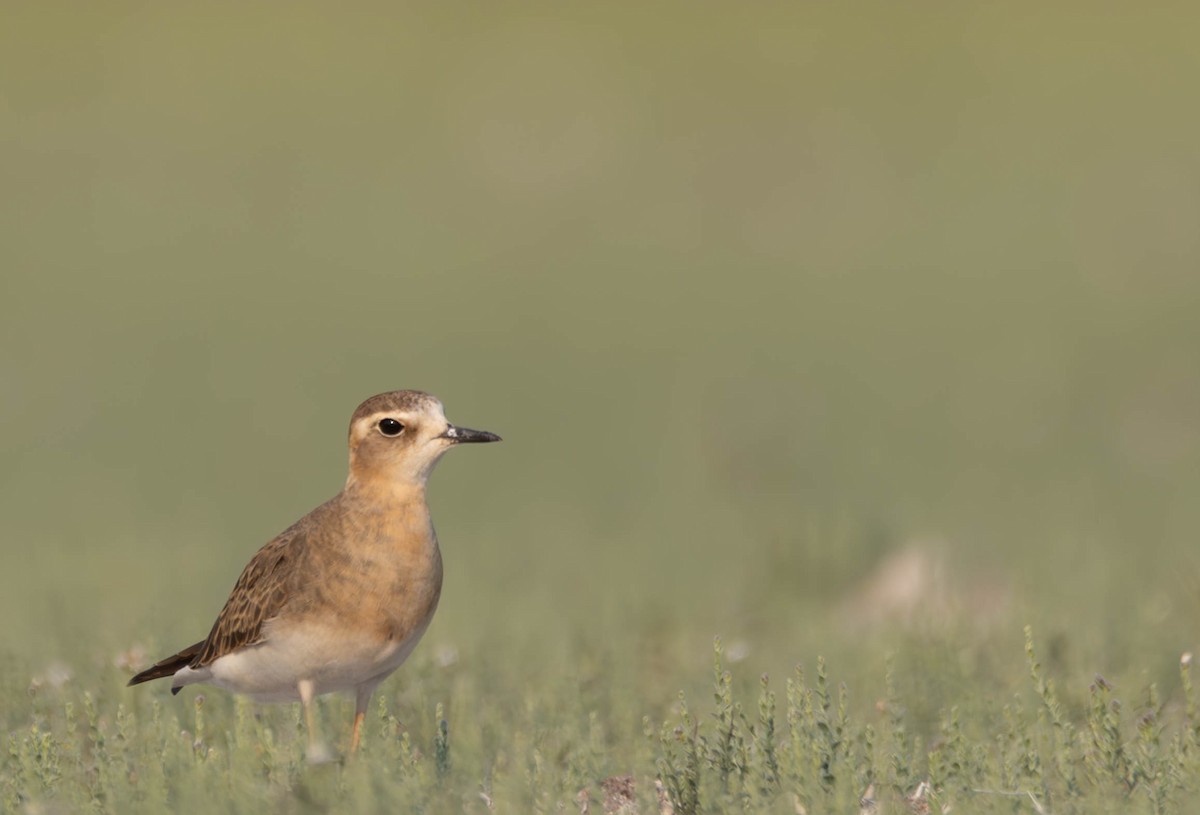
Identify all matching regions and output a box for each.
[5,628,1198,813]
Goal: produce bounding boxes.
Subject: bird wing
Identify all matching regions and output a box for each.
[127,640,205,686]
[191,527,305,668]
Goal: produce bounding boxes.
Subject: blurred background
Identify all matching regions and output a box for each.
[3,4,1199,713]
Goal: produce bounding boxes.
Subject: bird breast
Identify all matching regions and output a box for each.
[303,502,444,646]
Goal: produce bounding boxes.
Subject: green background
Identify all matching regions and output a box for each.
[3,4,1200,806]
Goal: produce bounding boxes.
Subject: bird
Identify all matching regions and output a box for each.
[128,390,500,760]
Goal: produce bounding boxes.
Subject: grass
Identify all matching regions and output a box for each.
[5,3,1200,813]
[7,631,1200,813]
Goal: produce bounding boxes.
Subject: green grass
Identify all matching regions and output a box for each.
[4,3,1200,813]
[7,632,1200,813]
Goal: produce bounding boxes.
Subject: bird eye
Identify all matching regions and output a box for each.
[378,418,404,436]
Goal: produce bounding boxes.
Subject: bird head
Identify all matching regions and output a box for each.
[346,390,500,491]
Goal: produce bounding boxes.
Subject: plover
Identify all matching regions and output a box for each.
[128,390,500,759]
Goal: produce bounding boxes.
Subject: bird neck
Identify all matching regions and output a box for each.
[340,476,438,560]
[342,472,429,508]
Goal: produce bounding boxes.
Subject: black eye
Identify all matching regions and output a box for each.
[378,418,404,436]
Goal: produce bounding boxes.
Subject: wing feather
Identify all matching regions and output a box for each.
[192,528,305,668]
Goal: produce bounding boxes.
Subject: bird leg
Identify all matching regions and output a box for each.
[350,711,366,754]
[298,679,334,764]
[350,683,375,754]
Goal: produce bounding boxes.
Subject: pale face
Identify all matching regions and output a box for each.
[347,395,500,488]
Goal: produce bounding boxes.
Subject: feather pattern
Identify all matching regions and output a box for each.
[192,526,306,667]
[127,640,204,686]
[127,523,308,689]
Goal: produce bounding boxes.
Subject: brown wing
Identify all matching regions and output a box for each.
[191,527,305,668]
[127,640,205,686]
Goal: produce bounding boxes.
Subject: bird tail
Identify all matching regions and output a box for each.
[127,641,205,694]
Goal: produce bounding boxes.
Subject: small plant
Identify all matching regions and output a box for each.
[6,631,1200,812]
[650,630,1200,814]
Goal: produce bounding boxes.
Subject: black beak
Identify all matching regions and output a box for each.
[440,424,502,444]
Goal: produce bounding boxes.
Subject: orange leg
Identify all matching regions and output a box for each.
[350,683,376,755]
[350,710,366,754]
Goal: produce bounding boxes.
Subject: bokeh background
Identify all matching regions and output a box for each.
[4,4,1200,726]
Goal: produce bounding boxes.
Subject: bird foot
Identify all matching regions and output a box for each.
[305,742,338,765]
